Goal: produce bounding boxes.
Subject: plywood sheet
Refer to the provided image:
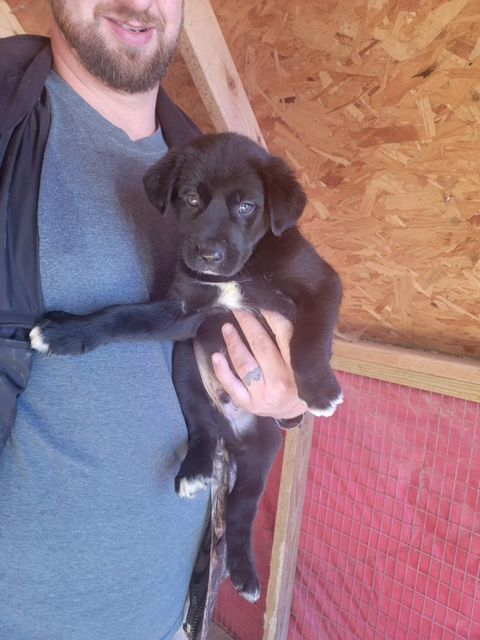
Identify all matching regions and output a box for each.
[205,0,480,360]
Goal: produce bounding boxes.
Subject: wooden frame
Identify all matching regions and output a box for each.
[332,339,480,403]
[2,1,479,638]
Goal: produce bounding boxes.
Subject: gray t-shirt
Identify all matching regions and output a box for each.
[0,72,209,640]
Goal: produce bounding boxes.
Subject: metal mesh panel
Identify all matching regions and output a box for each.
[214,372,480,639]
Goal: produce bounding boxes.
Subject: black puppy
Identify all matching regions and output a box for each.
[30,133,342,602]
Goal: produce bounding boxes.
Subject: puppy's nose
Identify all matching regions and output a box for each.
[196,244,224,265]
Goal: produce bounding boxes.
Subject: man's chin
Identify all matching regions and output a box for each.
[75,37,166,93]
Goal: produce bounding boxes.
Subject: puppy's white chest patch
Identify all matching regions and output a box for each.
[202,280,245,310]
[216,281,244,310]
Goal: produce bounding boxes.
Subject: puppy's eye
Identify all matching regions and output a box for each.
[185,193,200,208]
[237,202,255,216]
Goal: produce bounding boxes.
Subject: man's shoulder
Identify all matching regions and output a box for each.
[0,35,52,133]
[156,86,202,148]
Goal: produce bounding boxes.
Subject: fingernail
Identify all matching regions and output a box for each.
[212,353,222,366]
[222,323,234,336]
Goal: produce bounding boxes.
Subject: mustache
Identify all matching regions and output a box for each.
[93,3,165,28]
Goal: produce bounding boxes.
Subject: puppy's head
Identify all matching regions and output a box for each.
[144,133,306,277]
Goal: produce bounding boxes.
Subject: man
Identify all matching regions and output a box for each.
[0,2,307,639]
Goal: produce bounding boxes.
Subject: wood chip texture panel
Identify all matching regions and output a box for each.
[202,0,480,360]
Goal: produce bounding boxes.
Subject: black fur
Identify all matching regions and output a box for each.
[31,133,342,602]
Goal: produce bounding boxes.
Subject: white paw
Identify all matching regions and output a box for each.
[29,326,50,354]
[309,392,344,418]
[239,587,260,603]
[177,475,210,499]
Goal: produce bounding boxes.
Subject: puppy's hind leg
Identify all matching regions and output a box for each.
[173,341,219,499]
[225,418,281,602]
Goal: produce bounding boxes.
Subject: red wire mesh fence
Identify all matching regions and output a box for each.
[214,372,480,640]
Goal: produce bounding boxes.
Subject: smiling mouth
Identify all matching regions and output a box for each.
[108,17,154,33]
[120,23,148,33]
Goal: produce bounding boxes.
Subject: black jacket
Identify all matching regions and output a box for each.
[0,34,200,452]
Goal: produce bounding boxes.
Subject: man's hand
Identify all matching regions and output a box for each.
[211,310,308,419]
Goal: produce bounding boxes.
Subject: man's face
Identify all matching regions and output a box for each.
[50,1,184,93]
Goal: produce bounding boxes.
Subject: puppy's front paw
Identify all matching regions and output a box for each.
[297,365,343,418]
[30,311,92,356]
[29,325,51,354]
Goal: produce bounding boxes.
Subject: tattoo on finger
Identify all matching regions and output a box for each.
[242,367,263,386]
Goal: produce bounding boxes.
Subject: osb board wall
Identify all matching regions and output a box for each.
[204,0,480,360]
[4,0,480,360]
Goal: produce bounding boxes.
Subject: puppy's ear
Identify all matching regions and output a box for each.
[143,150,183,215]
[261,156,307,236]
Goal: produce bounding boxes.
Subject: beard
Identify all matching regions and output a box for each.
[50,1,182,93]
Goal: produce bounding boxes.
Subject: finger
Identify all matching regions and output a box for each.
[212,321,263,406]
[211,351,251,406]
[260,310,294,367]
[220,320,261,380]
[231,310,285,378]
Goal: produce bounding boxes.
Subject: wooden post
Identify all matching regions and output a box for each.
[263,414,315,640]
[180,0,265,146]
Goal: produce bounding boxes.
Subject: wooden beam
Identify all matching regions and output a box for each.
[179,0,265,145]
[332,339,480,402]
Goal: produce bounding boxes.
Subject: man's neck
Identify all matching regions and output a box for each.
[50,22,158,141]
